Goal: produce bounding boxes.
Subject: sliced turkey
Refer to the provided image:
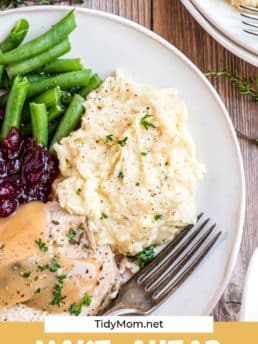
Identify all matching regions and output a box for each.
[0,201,120,320]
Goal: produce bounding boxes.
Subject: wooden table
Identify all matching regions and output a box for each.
[5,0,258,321]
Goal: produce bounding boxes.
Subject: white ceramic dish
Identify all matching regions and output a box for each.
[0,6,245,316]
[240,248,258,321]
[181,0,258,67]
[191,0,258,56]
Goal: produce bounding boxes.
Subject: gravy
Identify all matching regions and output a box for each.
[0,202,98,313]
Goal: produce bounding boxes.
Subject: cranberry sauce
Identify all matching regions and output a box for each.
[0,128,59,217]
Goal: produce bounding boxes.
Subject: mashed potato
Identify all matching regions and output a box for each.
[55,72,204,255]
[230,0,258,7]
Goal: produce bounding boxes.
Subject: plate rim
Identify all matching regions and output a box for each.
[191,0,258,56]
[181,0,258,67]
[0,5,246,315]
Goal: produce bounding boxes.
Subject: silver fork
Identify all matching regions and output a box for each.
[103,214,222,316]
[240,5,258,36]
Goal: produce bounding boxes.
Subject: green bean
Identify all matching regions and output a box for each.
[22,102,65,135]
[0,19,29,53]
[48,103,65,122]
[30,103,48,146]
[80,73,102,98]
[0,76,29,140]
[34,86,62,108]
[27,69,91,99]
[38,58,83,74]
[22,86,63,122]
[0,19,29,87]
[49,94,85,153]
[0,72,49,90]
[7,39,71,78]
[0,70,91,104]
[0,10,76,65]
[21,116,60,137]
[26,73,50,84]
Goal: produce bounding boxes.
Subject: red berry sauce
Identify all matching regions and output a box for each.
[0,128,59,217]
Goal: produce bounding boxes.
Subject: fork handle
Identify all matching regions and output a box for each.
[103,300,142,316]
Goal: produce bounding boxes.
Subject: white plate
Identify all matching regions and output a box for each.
[181,0,258,67]
[0,6,245,316]
[240,248,258,321]
[191,0,258,56]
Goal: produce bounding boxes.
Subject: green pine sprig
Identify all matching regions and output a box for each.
[206,69,258,146]
[205,69,258,102]
[236,129,258,147]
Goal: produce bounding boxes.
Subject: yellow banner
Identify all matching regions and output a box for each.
[0,322,258,344]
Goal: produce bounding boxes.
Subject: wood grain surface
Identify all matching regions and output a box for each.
[3,0,258,321]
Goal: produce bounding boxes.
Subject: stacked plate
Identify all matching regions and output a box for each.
[181,0,258,67]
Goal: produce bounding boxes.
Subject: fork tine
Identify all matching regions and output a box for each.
[240,12,258,20]
[240,4,258,13]
[242,20,258,28]
[136,213,203,282]
[240,12,258,35]
[137,215,208,284]
[146,224,216,292]
[243,28,258,35]
[152,231,222,304]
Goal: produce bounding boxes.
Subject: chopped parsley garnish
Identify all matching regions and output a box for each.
[69,293,92,316]
[83,244,90,250]
[57,274,67,283]
[82,293,92,306]
[140,112,155,130]
[136,247,156,268]
[38,258,60,273]
[140,152,148,156]
[50,293,62,307]
[118,171,124,179]
[105,134,113,143]
[49,259,61,273]
[22,271,31,278]
[38,264,49,271]
[35,288,41,294]
[76,188,81,195]
[118,136,128,147]
[69,303,82,316]
[53,283,62,293]
[35,238,48,252]
[49,274,66,307]
[100,212,108,220]
[67,229,77,240]
[154,214,162,221]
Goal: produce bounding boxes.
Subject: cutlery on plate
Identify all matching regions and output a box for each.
[103,214,222,315]
[240,5,258,36]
